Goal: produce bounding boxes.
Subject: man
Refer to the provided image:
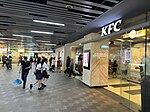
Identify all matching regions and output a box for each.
[19,56,31,89]
[69,58,76,77]
[2,55,6,67]
[64,56,70,74]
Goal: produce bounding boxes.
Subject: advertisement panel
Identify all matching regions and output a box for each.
[83,50,90,70]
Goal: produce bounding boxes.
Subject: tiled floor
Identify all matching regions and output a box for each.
[0,65,131,112]
[105,78,141,111]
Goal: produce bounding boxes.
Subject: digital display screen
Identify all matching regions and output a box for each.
[83,50,90,70]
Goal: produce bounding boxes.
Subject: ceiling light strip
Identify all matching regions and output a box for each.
[33,20,65,26]
[31,30,54,35]
[13,34,33,38]
[27,51,53,53]
[0,38,17,40]
[45,43,56,46]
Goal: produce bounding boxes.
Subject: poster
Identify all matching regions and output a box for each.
[124,50,132,63]
[83,51,90,70]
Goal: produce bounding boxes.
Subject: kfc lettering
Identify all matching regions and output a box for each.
[101,20,122,36]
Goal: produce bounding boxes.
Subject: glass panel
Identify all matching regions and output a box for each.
[120,41,131,109]
[120,29,146,111]
[141,28,150,112]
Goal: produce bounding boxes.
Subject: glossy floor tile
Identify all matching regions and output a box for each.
[0,65,131,112]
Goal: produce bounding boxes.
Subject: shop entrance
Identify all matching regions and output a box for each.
[104,29,149,111]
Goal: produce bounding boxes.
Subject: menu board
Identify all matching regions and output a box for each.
[83,50,90,70]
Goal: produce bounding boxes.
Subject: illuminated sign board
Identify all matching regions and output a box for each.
[83,50,91,70]
[101,20,122,36]
[100,45,109,49]
[122,29,146,39]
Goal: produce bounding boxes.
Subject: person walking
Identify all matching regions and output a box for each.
[19,56,31,89]
[51,57,55,72]
[64,56,71,74]
[112,60,118,78]
[41,58,49,87]
[30,57,44,90]
[6,56,12,69]
[49,57,53,67]
[57,57,62,73]
[2,55,6,67]
[69,58,76,77]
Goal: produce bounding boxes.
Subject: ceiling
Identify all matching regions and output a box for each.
[0,0,122,50]
[68,0,150,43]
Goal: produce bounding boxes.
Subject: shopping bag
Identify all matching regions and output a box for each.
[12,79,22,85]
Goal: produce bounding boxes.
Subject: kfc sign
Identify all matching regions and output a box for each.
[101,20,122,36]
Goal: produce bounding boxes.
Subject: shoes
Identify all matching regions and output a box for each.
[38,87,44,90]
[22,86,25,89]
[30,84,33,90]
[41,83,47,87]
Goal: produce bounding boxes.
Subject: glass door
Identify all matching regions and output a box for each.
[120,30,146,111]
[120,41,131,109]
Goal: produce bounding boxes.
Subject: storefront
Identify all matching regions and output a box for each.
[81,11,150,112]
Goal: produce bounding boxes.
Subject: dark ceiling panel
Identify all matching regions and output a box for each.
[0,0,122,49]
[67,0,150,43]
[23,0,47,4]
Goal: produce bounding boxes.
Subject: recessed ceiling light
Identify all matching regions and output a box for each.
[33,20,65,26]
[31,30,54,35]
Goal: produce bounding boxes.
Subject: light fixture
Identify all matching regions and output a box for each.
[13,34,33,38]
[100,45,109,49]
[0,38,17,40]
[115,39,125,42]
[33,20,65,26]
[27,51,53,53]
[129,30,136,39]
[45,43,56,46]
[31,30,54,35]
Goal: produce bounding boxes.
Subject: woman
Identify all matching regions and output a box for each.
[41,58,49,87]
[51,57,55,72]
[30,57,43,90]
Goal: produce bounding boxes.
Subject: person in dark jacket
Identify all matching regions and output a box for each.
[64,56,71,74]
[19,56,31,89]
